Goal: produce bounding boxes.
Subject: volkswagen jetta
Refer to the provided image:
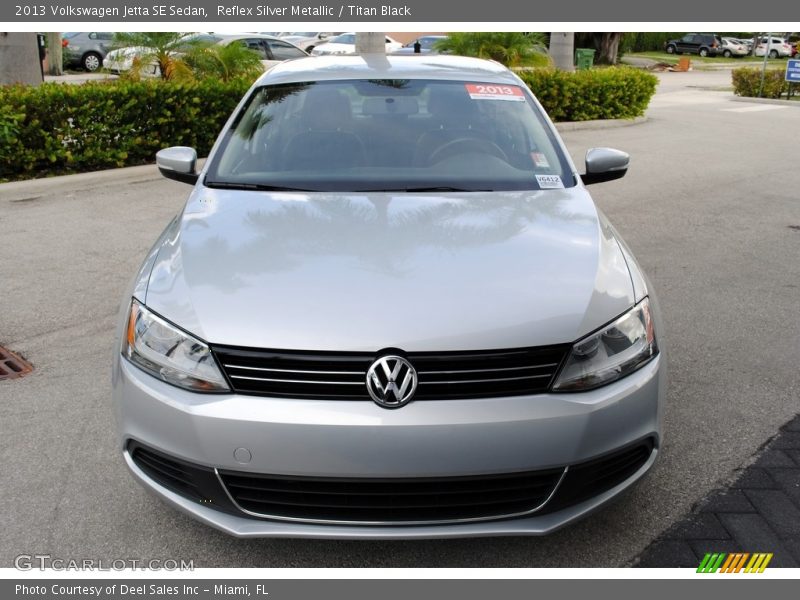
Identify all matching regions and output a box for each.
[112,55,665,538]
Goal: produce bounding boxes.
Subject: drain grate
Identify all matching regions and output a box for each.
[0,345,33,381]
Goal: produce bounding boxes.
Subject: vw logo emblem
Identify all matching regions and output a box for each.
[366,355,418,408]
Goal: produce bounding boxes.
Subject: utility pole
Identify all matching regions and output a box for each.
[550,32,575,71]
[759,32,771,98]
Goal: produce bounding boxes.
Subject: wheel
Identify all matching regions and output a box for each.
[769,49,778,58]
[82,52,102,71]
[723,49,732,58]
[699,47,709,57]
[428,137,509,165]
[665,45,676,54]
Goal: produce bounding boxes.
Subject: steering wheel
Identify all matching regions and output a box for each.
[428,137,509,165]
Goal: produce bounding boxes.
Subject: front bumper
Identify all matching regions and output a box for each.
[113,353,664,538]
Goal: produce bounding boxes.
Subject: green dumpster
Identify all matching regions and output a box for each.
[575,48,596,70]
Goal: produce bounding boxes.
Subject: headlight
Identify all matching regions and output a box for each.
[123,299,229,392]
[552,298,658,392]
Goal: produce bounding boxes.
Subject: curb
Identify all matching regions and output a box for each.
[730,95,800,107]
[0,160,207,202]
[555,116,648,132]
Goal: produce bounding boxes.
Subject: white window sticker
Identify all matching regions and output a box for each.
[531,152,550,168]
[465,84,526,101]
[536,174,564,189]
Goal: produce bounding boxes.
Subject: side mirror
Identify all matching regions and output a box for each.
[581,147,629,185]
[156,146,198,185]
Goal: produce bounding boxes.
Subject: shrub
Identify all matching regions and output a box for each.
[0,66,659,181]
[0,78,251,181]
[731,67,787,99]
[518,67,658,122]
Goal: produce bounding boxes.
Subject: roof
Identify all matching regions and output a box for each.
[257,54,519,86]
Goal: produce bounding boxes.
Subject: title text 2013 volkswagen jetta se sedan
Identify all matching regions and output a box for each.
[112,55,665,538]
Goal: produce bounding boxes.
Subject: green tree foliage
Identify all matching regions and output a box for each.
[184,42,264,82]
[112,32,197,81]
[434,32,551,67]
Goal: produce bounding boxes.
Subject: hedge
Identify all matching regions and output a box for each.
[731,67,798,100]
[518,67,658,122]
[0,78,250,181]
[1,67,658,181]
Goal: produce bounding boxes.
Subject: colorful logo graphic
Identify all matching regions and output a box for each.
[697,552,773,573]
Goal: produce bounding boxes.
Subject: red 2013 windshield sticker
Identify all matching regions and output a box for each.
[465,84,526,101]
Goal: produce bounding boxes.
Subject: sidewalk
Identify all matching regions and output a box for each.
[635,415,800,567]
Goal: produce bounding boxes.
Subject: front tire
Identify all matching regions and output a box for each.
[699,47,709,57]
[723,49,732,58]
[666,45,676,54]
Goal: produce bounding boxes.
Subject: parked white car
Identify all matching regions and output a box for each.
[280,32,339,53]
[754,37,793,58]
[311,33,403,55]
[719,37,749,58]
[103,34,306,75]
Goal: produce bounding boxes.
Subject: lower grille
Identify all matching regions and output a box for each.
[217,467,565,524]
[542,438,655,513]
[128,442,238,514]
[212,345,569,401]
[128,439,655,526]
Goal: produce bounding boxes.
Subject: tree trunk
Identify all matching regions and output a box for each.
[575,32,623,65]
[0,32,43,85]
[549,32,574,71]
[46,32,62,75]
[594,33,622,65]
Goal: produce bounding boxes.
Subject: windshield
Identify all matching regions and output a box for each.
[205,79,575,192]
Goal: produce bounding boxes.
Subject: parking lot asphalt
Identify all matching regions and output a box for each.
[1,70,799,567]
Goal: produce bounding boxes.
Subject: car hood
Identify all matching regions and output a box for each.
[143,187,634,352]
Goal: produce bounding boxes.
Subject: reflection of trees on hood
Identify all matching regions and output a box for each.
[180,193,595,292]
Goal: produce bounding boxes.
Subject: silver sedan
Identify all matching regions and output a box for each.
[112,55,666,538]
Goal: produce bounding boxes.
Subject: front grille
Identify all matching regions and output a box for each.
[212,345,569,401]
[218,467,565,524]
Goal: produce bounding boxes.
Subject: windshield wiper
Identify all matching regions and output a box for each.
[205,181,314,192]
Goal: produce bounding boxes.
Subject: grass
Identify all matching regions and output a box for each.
[625,51,792,65]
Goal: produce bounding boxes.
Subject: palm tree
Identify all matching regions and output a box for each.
[183,42,264,82]
[112,32,195,81]
[434,33,550,68]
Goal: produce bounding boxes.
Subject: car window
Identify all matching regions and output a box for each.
[237,39,269,59]
[267,40,306,60]
[681,35,693,43]
[206,79,575,192]
[331,34,356,44]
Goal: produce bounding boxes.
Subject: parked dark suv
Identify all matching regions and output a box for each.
[665,33,722,57]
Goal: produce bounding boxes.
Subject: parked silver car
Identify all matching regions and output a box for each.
[62,31,114,71]
[113,55,665,538]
